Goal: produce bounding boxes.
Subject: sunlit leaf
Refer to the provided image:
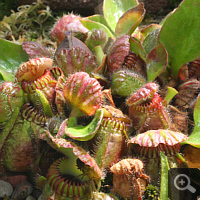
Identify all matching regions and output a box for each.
[80,19,114,40]
[84,14,113,33]
[140,24,161,38]
[143,29,160,55]
[0,39,29,82]
[115,4,145,37]
[129,37,147,61]
[158,0,200,79]
[103,0,138,32]
[146,43,168,82]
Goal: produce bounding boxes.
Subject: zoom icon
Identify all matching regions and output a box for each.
[174,174,196,193]
[168,168,200,200]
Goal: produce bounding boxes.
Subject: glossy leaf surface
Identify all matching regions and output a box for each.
[103,0,138,32]
[158,0,200,79]
[115,4,145,37]
[146,43,168,82]
[84,14,113,33]
[143,29,160,55]
[141,24,161,38]
[129,37,147,61]
[0,39,29,81]
[80,19,114,39]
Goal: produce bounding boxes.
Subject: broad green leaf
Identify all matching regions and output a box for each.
[0,39,29,82]
[146,43,168,82]
[115,4,145,37]
[103,0,138,32]
[80,19,114,40]
[181,95,200,147]
[84,14,113,34]
[143,29,160,55]
[129,37,147,61]
[159,11,174,26]
[140,23,161,38]
[158,0,200,79]
[0,70,14,82]
[160,151,169,200]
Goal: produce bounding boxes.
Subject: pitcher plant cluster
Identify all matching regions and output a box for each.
[1,0,200,199]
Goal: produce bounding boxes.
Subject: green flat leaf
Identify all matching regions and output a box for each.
[181,95,200,148]
[84,14,113,33]
[159,11,174,26]
[0,39,29,82]
[57,109,103,141]
[140,24,161,38]
[103,0,138,32]
[115,4,145,37]
[146,43,168,82]
[0,70,13,82]
[129,37,147,61]
[143,29,160,55]
[80,19,114,40]
[160,151,169,200]
[158,0,200,79]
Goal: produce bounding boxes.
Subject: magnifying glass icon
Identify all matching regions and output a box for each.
[174,174,196,193]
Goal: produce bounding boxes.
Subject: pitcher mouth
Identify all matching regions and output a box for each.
[46,157,91,198]
[21,70,52,93]
[130,93,163,114]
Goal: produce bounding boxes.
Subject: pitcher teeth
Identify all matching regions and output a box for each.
[129,129,188,158]
[127,83,170,132]
[15,57,53,82]
[46,157,91,199]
